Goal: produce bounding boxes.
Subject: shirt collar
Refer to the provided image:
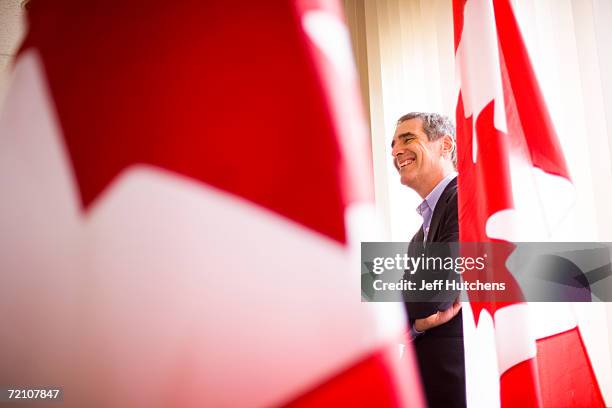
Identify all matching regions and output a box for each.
[416,172,458,217]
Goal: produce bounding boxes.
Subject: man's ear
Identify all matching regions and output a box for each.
[441,134,455,158]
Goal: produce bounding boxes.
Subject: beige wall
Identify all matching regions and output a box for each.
[0,0,26,103]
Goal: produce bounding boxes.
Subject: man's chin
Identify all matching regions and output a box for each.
[400,174,416,188]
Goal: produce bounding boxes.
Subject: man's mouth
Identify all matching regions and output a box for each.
[397,156,416,168]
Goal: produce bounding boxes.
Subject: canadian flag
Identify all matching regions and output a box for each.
[0,0,424,407]
[454,0,606,407]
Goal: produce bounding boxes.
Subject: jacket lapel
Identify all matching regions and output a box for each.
[411,226,424,243]
[426,177,457,243]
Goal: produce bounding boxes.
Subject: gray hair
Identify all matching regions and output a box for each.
[397,112,456,167]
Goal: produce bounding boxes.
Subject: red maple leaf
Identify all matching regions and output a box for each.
[22,0,349,244]
[457,97,525,324]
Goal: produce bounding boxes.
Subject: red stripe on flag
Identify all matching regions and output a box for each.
[499,358,542,407]
[283,344,424,408]
[492,0,570,179]
[536,327,605,408]
[453,0,468,51]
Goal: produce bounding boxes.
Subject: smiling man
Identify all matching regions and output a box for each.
[391,112,465,408]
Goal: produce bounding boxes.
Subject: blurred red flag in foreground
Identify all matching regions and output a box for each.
[454,0,605,406]
[0,0,423,406]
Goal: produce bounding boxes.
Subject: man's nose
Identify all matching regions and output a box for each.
[391,148,401,169]
[391,144,402,158]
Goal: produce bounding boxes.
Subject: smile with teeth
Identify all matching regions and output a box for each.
[397,156,416,168]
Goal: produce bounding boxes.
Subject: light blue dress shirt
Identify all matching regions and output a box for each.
[416,172,458,242]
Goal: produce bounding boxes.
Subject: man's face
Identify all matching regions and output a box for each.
[391,118,445,191]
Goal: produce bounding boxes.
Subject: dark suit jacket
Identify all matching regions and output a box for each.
[407,177,466,408]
